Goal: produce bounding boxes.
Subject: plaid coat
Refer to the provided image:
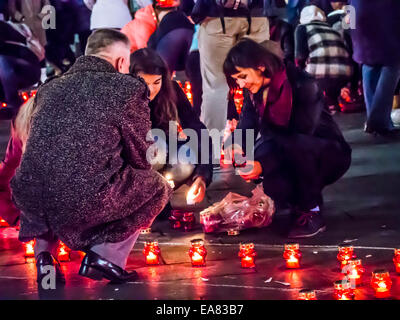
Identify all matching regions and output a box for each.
[10,55,172,250]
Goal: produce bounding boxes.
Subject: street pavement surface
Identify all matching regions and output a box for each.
[0,111,400,300]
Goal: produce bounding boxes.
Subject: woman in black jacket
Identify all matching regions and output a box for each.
[223,39,351,238]
[130,48,212,206]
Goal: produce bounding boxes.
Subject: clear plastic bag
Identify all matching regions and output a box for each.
[200,185,275,234]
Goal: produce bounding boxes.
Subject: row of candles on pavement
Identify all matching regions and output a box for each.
[2,217,398,300]
[142,239,399,300]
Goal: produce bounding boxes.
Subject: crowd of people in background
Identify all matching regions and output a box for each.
[0,0,399,284]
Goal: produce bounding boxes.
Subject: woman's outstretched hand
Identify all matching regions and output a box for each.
[237,160,262,182]
[187,177,206,204]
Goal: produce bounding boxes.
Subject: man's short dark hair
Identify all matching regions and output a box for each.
[85,29,130,56]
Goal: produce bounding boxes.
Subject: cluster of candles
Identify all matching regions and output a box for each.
[142,240,399,300]
[19,89,37,102]
[1,220,398,300]
[169,210,196,232]
[177,80,244,115]
[177,81,193,106]
[301,245,395,300]
[23,239,83,262]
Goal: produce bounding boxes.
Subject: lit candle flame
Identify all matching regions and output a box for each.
[192,252,203,261]
[378,282,387,289]
[165,173,175,188]
[186,186,197,205]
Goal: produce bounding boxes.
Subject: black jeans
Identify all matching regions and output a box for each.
[256,134,352,211]
[317,76,351,108]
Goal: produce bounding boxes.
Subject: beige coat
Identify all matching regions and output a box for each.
[8,0,50,46]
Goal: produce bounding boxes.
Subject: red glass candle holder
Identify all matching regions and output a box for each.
[298,289,317,300]
[169,210,184,229]
[337,245,356,270]
[189,239,207,267]
[393,249,400,274]
[333,280,355,300]
[371,269,392,299]
[143,241,161,265]
[283,243,301,269]
[24,240,35,258]
[238,243,256,268]
[57,242,71,262]
[182,212,196,232]
[0,218,9,227]
[233,89,244,115]
[343,258,364,287]
[199,211,221,233]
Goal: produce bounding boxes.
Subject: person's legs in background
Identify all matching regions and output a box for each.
[317,76,350,111]
[198,18,236,134]
[198,17,269,143]
[363,64,400,133]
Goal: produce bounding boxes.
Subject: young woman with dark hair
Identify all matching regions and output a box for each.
[223,38,352,239]
[130,48,213,206]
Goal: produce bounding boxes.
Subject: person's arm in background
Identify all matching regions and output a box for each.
[0,21,27,43]
[294,23,309,69]
[83,0,96,10]
[173,81,213,187]
[282,22,295,65]
[155,28,194,74]
[8,0,24,22]
[180,0,195,16]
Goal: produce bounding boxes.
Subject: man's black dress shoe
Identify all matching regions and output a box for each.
[79,250,138,284]
[36,251,66,284]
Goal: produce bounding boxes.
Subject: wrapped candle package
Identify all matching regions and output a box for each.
[199,185,275,234]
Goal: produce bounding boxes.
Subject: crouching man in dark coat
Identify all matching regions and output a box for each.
[10,29,173,284]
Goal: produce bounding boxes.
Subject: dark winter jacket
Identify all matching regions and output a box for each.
[149,81,213,187]
[350,0,400,66]
[10,55,172,249]
[148,10,194,72]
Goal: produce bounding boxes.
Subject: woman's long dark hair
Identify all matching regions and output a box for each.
[130,48,178,129]
[223,38,285,91]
